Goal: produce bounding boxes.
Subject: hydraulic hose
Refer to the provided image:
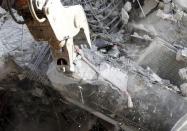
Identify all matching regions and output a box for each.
[28,0,46,23]
[6,0,25,24]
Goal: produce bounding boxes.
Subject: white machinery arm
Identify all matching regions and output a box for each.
[29,0,92,72]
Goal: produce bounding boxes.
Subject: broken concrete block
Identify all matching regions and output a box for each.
[176,48,187,62]
[137,37,187,86]
[157,9,176,22]
[99,62,128,92]
[157,7,184,22]
[179,68,187,80]
[139,0,158,17]
[121,8,129,24]
[180,83,187,96]
[124,1,132,12]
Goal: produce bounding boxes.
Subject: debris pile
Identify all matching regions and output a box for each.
[1,0,187,131]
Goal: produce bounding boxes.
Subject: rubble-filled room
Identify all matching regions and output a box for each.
[0,0,187,131]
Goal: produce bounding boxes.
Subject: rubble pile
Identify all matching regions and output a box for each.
[1,0,187,131]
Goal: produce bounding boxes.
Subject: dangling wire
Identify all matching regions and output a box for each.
[6,0,26,24]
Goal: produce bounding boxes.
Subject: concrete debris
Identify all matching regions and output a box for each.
[156,9,176,22]
[107,45,120,58]
[139,10,187,43]
[0,7,6,15]
[174,9,184,21]
[131,23,158,37]
[176,48,187,62]
[179,68,187,80]
[157,5,184,22]
[180,83,187,96]
[99,62,128,93]
[139,0,158,17]
[171,85,180,92]
[48,49,133,107]
[124,1,132,12]
[111,31,125,43]
[47,42,187,130]
[121,8,129,25]
[74,59,97,81]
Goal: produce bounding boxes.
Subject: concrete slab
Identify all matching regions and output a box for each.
[137,37,187,86]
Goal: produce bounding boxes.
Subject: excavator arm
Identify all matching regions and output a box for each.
[4,0,91,72]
